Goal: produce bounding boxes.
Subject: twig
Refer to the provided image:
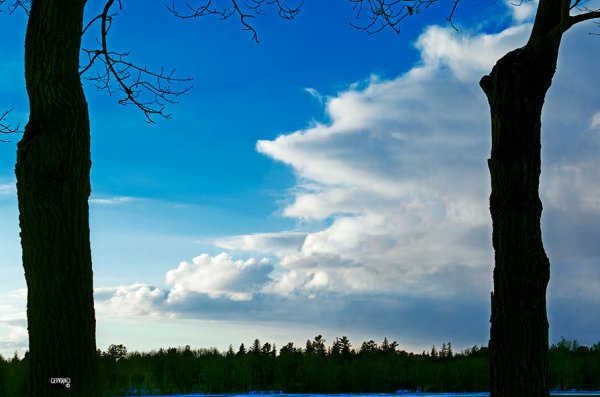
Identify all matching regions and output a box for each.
[0,0,30,15]
[168,0,302,42]
[0,109,21,141]
[80,0,192,122]
[349,0,456,34]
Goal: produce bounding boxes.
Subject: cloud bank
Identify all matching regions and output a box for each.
[86,18,600,349]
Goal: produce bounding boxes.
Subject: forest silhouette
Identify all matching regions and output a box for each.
[1,336,599,396]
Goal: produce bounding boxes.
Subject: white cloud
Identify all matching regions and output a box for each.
[414,24,531,81]
[214,232,307,255]
[0,289,28,357]
[543,161,600,214]
[165,253,273,302]
[89,196,139,205]
[253,24,533,298]
[505,0,538,23]
[304,87,325,105]
[591,112,600,130]
[0,182,15,197]
[95,283,166,319]
[305,271,329,290]
[93,253,275,321]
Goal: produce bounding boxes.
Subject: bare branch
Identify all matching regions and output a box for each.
[0,1,28,139]
[570,0,584,10]
[549,6,600,37]
[446,0,460,32]
[168,0,302,42]
[569,8,600,25]
[0,109,21,141]
[80,0,192,122]
[0,0,30,15]
[82,13,103,36]
[349,0,450,34]
[231,0,259,42]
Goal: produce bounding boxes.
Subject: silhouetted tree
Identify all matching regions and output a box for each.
[381,337,399,355]
[359,340,379,354]
[105,344,128,361]
[251,339,262,354]
[334,336,353,359]
[226,345,235,358]
[314,335,327,356]
[440,342,453,359]
[480,3,598,393]
[431,345,438,360]
[276,342,302,391]
[16,2,100,394]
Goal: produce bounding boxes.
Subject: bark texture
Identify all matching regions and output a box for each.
[480,2,563,394]
[15,0,99,396]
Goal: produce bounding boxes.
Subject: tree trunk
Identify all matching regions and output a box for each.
[480,36,561,397]
[15,0,99,396]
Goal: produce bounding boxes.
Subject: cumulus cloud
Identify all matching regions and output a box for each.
[251,23,536,298]
[92,253,275,322]
[166,253,273,302]
[95,283,166,319]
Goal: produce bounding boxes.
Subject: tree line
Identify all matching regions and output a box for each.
[1,336,599,396]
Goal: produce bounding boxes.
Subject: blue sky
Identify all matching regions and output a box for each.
[1,0,600,357]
